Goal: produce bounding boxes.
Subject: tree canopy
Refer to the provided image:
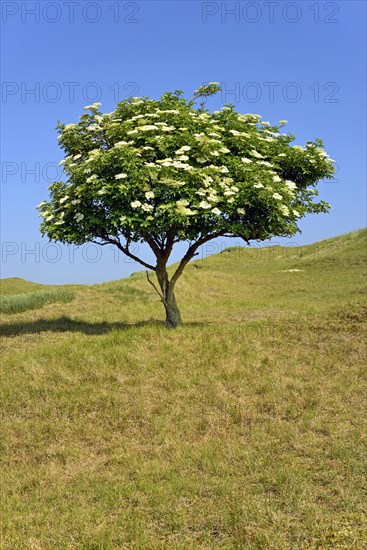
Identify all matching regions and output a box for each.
[37,83,335,327]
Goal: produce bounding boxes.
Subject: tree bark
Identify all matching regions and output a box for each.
[163,290,182,329]
[156,263,182,329]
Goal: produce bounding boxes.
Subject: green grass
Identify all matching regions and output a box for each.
[0,288,75,314]
[0,229,366,549]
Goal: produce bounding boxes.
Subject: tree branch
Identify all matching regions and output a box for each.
[170,231,225,286]
[93,233,157,271]
[146,236,163,259]
[146,271,167,306]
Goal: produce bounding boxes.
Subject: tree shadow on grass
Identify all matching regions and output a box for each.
[0,316,206,338]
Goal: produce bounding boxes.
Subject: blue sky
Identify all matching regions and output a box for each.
[1,0,366,284]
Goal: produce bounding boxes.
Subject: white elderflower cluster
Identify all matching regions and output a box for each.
[285,180,297,190]
[84,102,102,110]
[279,205,289,216]
[250,150,264,159]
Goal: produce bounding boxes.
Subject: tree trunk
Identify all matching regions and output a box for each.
[164,290,182,329]
[156,263,183,329]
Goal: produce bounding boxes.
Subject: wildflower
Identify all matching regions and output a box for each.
[115,173,127,179]
[237,208,245,215]
[176,199,189,207]
[138,125,158,131]
[199,201,212,209]
[114,141,129,147]
[87,124,101,132]
[285,180,297,190]
[84,102,102,110]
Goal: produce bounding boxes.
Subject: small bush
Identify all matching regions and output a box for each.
[0,289,75,314]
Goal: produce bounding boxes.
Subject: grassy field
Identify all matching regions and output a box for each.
[1,229,366,549]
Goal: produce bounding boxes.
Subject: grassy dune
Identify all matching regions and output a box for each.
[1,229,366,548]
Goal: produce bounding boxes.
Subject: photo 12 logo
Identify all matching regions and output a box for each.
[216,81,340,104]
[1,1,140,24]
[1,241,142,265]
[201,2,340,24]
[194,81,340,105]
[1,81,140,104]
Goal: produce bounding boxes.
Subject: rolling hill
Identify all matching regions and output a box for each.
[1,229,366,548]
